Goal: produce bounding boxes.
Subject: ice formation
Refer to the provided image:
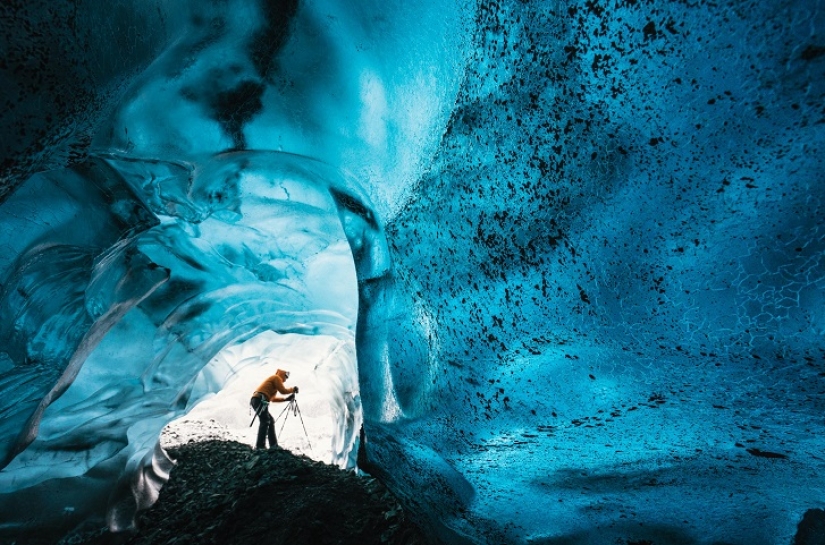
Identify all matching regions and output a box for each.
[1,0,824,543]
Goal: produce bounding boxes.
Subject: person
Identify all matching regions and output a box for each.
[250,369,299,449]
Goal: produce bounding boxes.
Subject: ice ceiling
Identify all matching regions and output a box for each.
[1,0,824,543]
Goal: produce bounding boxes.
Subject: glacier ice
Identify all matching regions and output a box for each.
[0,150,368,537]
[2,0,825,543]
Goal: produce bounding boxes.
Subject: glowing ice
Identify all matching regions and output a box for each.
[2,0,824,544]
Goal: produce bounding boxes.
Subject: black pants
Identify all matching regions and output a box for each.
[250,396,277,449]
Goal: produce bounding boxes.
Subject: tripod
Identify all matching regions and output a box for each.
[273,394,312,450]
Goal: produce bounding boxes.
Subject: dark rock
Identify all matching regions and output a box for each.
[65,440,435,545]
[795,509,825,545]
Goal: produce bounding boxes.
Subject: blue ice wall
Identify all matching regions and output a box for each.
[377,1,825,543]
[0,151,367,537]
[0,0,180,199]
[0,0,471,540]
[1,0,825,544]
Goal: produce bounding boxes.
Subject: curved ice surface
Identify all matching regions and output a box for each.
[2,0,825,543]
[0,151,366,536]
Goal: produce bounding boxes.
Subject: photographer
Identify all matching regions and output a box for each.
[249,369,299,449]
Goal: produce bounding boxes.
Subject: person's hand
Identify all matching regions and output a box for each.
[293,386,299,394]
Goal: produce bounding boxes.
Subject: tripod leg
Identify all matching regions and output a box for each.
[278,401,291,438]
[292,400,312,451]
[272,401,291,425]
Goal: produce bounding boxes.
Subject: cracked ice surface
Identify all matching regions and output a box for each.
[369,1,825,542]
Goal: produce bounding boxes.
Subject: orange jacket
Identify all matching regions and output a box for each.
[253,374,295,402]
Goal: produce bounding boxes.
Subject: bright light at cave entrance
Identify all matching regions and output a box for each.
[161,330,361,467]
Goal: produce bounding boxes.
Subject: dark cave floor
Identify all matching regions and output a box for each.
[45,438,825,545]
[64,440,434,545]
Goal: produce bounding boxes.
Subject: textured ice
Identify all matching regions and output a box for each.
[0,150,366,536]
[2,0,825,544]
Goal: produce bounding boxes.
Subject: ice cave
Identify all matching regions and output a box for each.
[1,0,824,543]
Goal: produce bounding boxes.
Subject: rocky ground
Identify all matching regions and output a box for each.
[65,440,434,545]
[132,440,433,545]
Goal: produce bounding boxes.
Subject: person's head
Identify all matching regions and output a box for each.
[276,369,290,381]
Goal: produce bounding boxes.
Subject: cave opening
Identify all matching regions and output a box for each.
[160,330,362,467]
